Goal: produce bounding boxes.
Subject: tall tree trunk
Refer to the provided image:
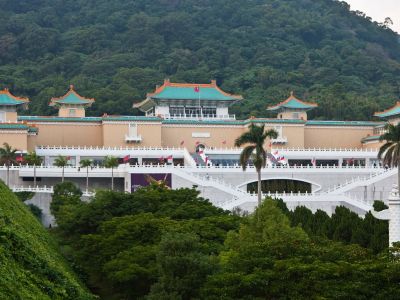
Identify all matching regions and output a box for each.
[257,168,262,206]
[111,167,114,191]
[398,164,400,192]
[86,166,89,193]
[33,165,36,187]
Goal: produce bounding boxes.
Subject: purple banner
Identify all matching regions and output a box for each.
[131,173,172,192]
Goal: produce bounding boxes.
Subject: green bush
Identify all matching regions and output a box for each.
[0,182,94,299]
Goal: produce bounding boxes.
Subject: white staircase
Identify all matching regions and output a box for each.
[325,168,396,195]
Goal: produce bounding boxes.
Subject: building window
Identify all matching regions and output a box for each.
[0,112,5,122]
[202,107,217,117]
[274,126,283,137]
[292,112,300,119]
[69,109,76,117]
[128,123,138,137]
[170,106,185,116]
[185,106,201,117]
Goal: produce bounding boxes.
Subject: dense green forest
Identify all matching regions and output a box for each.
[0,182,93,299]
[0,0,399,120]
[51,182,400,299]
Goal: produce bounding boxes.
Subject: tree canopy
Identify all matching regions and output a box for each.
[50,182,400,299]
[0,0,399,120]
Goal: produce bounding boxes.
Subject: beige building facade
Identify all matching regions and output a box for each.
[0,82,395,153]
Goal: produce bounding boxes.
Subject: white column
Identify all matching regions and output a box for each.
[76,156,81,167]
[389,184,400,246]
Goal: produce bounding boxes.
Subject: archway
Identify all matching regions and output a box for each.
[246,179,312,194]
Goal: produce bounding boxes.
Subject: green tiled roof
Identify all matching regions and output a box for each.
[374,102,400,118]
[0,124,29,130]
[162,118,305,126]
[361,135,381,142]
[148,81,242,102]
[50,86,94,107]
[102,116,161,122]
[19,116,161,123]
[162,119,245,125]
[0,89,29,106]
[306,120,382,127]
[19,116,102,122]
[268,93,318,112]
[152,86,239,101]
[246,118,305,124]
[28,127,38,133]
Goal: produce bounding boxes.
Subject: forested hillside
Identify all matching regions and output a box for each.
[0,182,93,299]
[0,0,399,120]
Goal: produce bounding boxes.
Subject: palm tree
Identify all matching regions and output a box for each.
[378,123,400,190]
[25,151,43,187]
[80,159,92,193]
[0,142,18,186]
[235,124,278,206]
[54,155,69,182]
[104,156,119,190]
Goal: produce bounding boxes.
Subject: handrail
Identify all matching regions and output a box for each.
[204,147,379,152]
[14,164,389,171]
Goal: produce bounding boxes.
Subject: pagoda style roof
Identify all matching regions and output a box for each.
[267,92,318,112]
[50,85,95,107]
[148,79,242,101]
[374,102,400,118]
[0,88,29,106]
[134,79,242,111]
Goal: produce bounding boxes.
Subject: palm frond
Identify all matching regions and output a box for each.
[379,123,400,168]
[239,145,255,170]
[263,129,278,140]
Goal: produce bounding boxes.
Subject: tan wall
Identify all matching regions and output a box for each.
[305,126,374,148]
[0,132,27,150]
[103,122,162,147]
[27,135,38,151]
[58,107,86,118]
[161,125,244,151]
[278,111,308,120]
[30,123,103,147]
[282,125,305,148]
[5,112,18,122]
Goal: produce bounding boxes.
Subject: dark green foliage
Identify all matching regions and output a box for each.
[14,191,34,201]
[53,186,239,299]
[0,181,93,299]
[27,203,42,220]
[51,187,400,299]
[50,181,83,219]
[0,0,399,119]
[148,232,214,300]
[202,200,400,299]
[276,200,389,253]
[374,200,389,212]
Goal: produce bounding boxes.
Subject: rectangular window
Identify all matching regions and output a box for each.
[202,107,217,117]
[69,109,76,117]
[0,112,5,122]
[128,123,138,137]
[185,106,201,117]
[274,126,283,137]
[170,106,185,117]
[292,112,300,119]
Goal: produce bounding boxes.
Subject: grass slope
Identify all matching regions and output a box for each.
[0,182,94,299]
